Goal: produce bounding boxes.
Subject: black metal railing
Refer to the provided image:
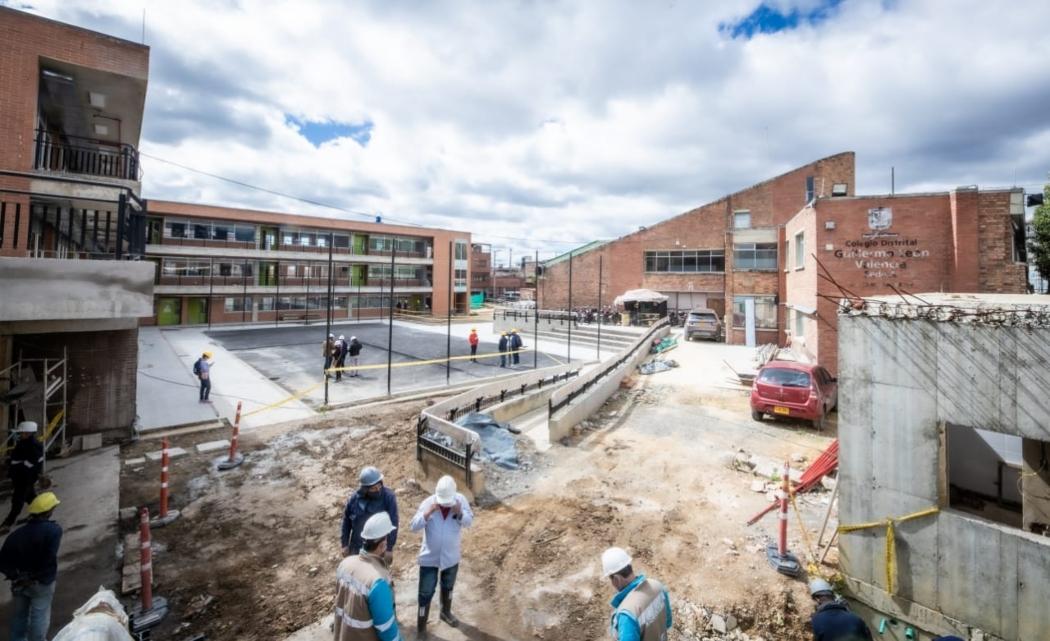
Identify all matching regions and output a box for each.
[548,319,669,415]
[34,129,139,181]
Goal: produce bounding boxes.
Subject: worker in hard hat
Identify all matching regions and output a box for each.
[409,475,474,639]
[2,421,44,531]
[497,332,509,368]
[467,328,479,363]
[323,334,337,379]
[334,512,400,641]
[193,351,214,403]
[808,578,873,641]
[0,491,63,641]
[509,329,523,365]
[342,466,399,561]
[602,547,672,641]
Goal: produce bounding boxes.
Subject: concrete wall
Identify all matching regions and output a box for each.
[838,313,1050,640]
[548,324,669,442]
[0,257,154,324]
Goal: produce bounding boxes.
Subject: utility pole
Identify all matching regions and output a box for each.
[567,250,573,362]
[324,232,334,406]
[446,240,453,385]
[533,250,539,369]
[596,254,602,358]
[207,256,214,330]
[386,246,396,396]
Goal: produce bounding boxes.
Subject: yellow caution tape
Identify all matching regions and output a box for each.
[837,506,939,594]
[324,347,533,374]
[788,488,820,571]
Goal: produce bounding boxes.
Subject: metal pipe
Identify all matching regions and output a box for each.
[597,254,603,358]
[567,250,573,362]
[386,246,396,396]
[446,240,453,385]
[324,233,334,406]
[533,250,539,369]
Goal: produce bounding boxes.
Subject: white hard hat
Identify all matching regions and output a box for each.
[16,421,38,433]
[435,475,457,506]
[350,336,357,341]
[361,512,396,541]
[809,578,835,597]
[339,335,345,340]
[601,547,632,576]
[329,333,335,338]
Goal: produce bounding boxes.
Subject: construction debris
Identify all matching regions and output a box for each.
[650,336,679,354]
[638,358,679,375]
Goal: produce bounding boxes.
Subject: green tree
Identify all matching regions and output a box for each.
[1030,182,1050,285]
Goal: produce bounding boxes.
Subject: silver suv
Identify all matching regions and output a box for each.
[684,308,722,341]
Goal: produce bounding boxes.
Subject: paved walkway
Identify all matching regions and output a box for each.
[137,326,316,431]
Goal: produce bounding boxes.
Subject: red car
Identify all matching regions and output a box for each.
[750,361,838,429]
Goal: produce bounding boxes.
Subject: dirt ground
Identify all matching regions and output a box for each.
[119,338,839,641]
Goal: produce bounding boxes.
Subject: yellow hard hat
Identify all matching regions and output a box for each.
[471,328,477,331]
[203,351,213,358]
[28,491,60,515]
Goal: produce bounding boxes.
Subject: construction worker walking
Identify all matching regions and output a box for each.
[602,547,672,641]
[409,475,473,640]
[2,421,44,531]
[808,579,873,641]
[0,491,62,641]
[333,512,400,641]
[342,467,399,561]
[467,328,479,363]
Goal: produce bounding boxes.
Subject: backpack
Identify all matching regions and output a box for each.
[193,358,202,376]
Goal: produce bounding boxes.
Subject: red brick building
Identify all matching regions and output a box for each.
[784,187,1028,372]
[537,152,856,345]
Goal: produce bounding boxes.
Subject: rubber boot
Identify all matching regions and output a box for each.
[440,589,459,627]
[416,603,430,640]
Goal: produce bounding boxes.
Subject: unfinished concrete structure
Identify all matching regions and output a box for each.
[838,293,1050,640]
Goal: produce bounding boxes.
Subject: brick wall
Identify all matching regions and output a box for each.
[977,191,1028,293]
[949,188,981,290]
[14,328,138,440]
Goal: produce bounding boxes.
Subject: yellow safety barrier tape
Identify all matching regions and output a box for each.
[241,381,324,418]
[788,488,820,573]
[324,347,533,374]
[837,506,939,594]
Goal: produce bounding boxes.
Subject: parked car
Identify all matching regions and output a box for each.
[684,308,722,341]
[750,361,838,429]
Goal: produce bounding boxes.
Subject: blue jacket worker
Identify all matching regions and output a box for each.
[334,512,400,641]
[193,351,213,403]
[342,466,399,561]
[497,332,509,368]
[3,421,44,529]
[410,475,474,639]
[0,491,63,641]
[809,579,873,641]
[509,330,523,365]
[602,547,672,641]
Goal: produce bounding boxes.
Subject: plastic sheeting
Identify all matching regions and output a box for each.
[638,359,679,375]
[455,412,520,469]
[53,587,134,641]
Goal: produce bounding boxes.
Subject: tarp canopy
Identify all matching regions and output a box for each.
[613,289,669,306]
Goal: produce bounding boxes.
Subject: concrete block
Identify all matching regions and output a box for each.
[81,433,103,451]
[145,447,188,462]
[118,507,138,522]
[196,439,231,454]
[124,457,146,467]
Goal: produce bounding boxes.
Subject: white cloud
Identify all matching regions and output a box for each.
[16,0,1050,261]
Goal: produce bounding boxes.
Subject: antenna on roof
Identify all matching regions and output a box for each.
[141,8,146,44]
[891,166,895,195]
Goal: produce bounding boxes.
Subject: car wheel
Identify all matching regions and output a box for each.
[812,408,826,430]
[751,409,763,422]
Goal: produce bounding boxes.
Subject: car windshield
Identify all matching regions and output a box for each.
[757,368,812,388]
[688,313,716,321]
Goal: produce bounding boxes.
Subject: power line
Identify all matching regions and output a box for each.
[139,152,592,246]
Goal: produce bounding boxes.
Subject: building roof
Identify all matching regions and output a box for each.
[149,200,470,238]
[542,240,610,266]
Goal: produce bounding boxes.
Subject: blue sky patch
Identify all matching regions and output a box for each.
[287,116,373,147]
[721,0,844,39]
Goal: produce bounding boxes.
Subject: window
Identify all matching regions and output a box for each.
[224,297,250,312]
[793,309,804,337]
[282,232,297,246]
[732,296,777,329]
[733,210,751,229]
[644,250,725,273]
[219,263,232,277]
[454,269,467,287]
[733,243,777,270]
[300,233,315,247]
[166,221,187,239]
[805,175,815,202]
[257,296,275,311]
[455,241,468,260]
[212,225,229,241]
[832,183,848,197]
[945,424,1025,528]
[234,226,256,243]
[193,223,210,240]
[333,234,350,249]
[794,231,805,269]
[756,367,811,387]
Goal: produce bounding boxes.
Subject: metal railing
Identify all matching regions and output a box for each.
[548,318,669,416]
[34,129,139,181]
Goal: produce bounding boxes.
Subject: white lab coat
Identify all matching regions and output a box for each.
[409,493,473,570]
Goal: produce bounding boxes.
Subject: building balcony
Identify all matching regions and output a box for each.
[33,130,139,182]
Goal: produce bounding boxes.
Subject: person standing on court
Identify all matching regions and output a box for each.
[497,332,509,368]
[333,512,400,641]
[2,422,43,531]
[341,466,399,561]
[0,491,63,641]
[602,546,673,641]
[347,336,363,377]
[467,328,479,363]
[323,334,336,379]
[509,329,523,365]
[334,335,348,382]
[410,476,473,639]
[193,351,214,403]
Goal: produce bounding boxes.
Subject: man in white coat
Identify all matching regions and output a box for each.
[409,475,473,640]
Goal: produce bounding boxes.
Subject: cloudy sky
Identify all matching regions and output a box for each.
[13,0,1050,263]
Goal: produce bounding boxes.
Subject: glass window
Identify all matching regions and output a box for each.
[733,210,751,229]
[224,297,250,312]
[167,222,186,238]
[757,367,811,388]
[333,234,349,248]
[219,263,232,276]
[282,232,296,246]
[212,225,229,241]
[805,176,815,202]
[794,309,805,337]
[643,250,725,273]
[733,243,777,270]
[300,233,315,247]
[455,241,468,260]
[257,296,275,311]
[732,296,777,329]
[794,231,805,269]
[234,226,255,243]
[193,223,210,239]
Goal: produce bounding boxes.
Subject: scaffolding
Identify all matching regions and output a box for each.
[0,347,68,470]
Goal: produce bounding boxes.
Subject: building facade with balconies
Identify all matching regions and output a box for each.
[0,7,154,443]
[143,200,471,326]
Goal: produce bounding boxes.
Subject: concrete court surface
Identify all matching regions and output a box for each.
[205,320,578,408]
[0,446,120,638]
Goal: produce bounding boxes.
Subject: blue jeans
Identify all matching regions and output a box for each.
[418,564,458,607]
[10,580,55,641]
[199,377,211,400]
